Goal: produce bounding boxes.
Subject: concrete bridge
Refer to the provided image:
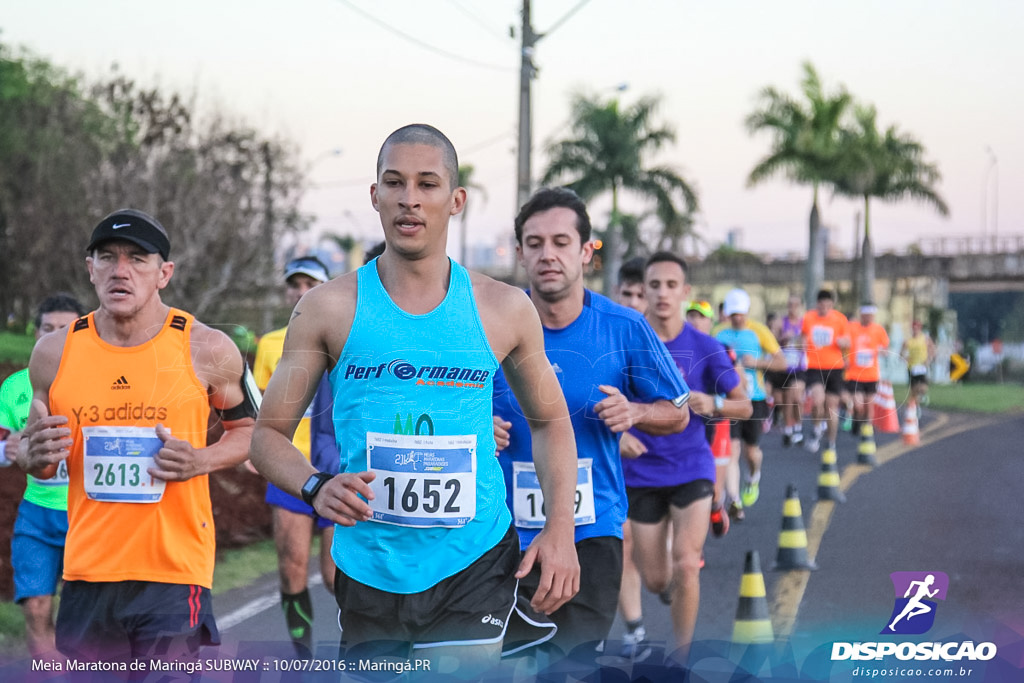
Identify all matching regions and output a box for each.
[688,240,1024,312]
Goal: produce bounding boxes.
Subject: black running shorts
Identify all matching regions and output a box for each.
[56,580,219,663]
[626,479,715,524]
[514,535,622,654]
[849,380,878,396]
[805,367,846,396]
[334,524,521,651]
[730,399,770,445]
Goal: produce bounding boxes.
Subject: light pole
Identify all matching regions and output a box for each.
[982,146,997,246]
[987,147,999,242]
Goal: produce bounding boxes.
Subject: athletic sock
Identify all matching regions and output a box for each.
[281,588,314,656]
[625,619,644,634]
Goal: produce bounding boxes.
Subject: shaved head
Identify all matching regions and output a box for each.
[377,124,459,189]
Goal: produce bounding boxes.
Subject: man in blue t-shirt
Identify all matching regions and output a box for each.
[493,188,690,653]
[623,252,750,663]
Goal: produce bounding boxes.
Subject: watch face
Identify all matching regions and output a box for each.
[302,473,326,503]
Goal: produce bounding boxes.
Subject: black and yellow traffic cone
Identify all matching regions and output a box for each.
[773,485,817,571]
[816,447,846,503]
[732,550,774,644]
[857,423,878,466]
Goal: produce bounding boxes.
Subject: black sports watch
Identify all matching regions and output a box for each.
[300,472,333,506]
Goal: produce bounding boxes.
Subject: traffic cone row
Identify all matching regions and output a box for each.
[872,381,901,433]
[817,448,846,502]
[773,485,817,571]
[732,550,774,644]
[729,386,924,642]
[902,399,920,445]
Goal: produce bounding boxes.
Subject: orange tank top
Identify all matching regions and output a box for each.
[50,309,215,587]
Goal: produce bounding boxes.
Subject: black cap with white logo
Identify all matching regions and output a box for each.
[86,209,171,260]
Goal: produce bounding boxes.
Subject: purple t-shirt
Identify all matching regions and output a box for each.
[622,323,741,488]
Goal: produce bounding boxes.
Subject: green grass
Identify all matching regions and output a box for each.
[0,332,34,365]
[212,538,279,595]
[893,381,1024,414]
[0,602,26,660]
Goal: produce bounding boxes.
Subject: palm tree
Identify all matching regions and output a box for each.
[542,93,698,293]
[833,105,949,302]
[457,164,486,266]
[746,62,852,307]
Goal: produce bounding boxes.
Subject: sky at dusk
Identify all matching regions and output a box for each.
[4,0,1021,262]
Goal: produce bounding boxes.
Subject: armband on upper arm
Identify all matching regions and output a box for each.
[217,364,262,421]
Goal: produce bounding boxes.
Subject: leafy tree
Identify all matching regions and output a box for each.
[0,42,307,329]
[704,244,763,266]
[542,94,698,293]
[0,43,112,324]
[746,62,852,307]
[833,105,948,302]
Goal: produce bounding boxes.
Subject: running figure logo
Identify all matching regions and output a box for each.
[881,571,949,635]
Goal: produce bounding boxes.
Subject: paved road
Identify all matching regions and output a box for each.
[599,409,1024,681]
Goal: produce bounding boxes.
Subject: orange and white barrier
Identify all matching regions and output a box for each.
[873,381,900,434]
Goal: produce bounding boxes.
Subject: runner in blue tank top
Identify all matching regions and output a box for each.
[493,188,691,653]
[250,125,580,674]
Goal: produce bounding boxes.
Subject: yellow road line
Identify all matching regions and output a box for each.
[769,411,1003,641]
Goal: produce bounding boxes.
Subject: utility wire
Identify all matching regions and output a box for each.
[444,0,512,42]
[335,0,514,72]
[542,0,593,38]
[463,129,516,155]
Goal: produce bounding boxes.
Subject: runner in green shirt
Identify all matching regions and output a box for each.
[0,293,86,656]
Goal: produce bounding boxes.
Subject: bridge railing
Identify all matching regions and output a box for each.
[915,234,1024,256]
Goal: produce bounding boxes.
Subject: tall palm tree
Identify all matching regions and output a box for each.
[833,105,949,302]
[746,62,852,307]
[457,164,487,266]
[542,94,698,293]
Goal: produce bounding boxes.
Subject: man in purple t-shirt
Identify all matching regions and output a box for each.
[622,252,750,664]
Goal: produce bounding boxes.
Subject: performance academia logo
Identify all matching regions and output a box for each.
[882,571,948,635]
[342,359,490,389]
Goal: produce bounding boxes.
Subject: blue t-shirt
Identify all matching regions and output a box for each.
[623,323,741,488]
[492,290,689,549]
[715,327,766,400]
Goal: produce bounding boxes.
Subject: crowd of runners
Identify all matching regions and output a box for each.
[0,123,939,675]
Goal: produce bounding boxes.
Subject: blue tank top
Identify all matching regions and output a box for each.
[329,258,510,593]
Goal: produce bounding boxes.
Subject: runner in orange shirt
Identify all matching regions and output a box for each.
[19,209,256,665]
[800,290,849,454]
[845,304,890,449]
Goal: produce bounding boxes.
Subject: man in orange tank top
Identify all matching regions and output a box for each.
[800,289,850,454]
[845,305,891,435]
[19,209,257,665]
